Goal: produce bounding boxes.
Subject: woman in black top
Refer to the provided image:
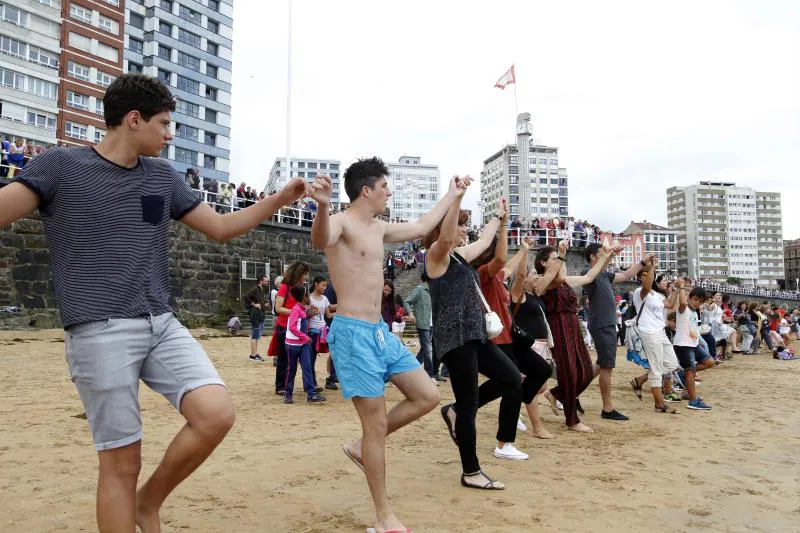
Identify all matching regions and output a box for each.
[508,236,564,439]
[425,197,521,490]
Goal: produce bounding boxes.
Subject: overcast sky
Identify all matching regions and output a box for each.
[228,0,799,238]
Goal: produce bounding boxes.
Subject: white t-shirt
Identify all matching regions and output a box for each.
[308,293,330,330]
[632,288,666,334]
[673,306,699,347]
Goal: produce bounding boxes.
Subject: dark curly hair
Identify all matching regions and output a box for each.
[344,157,389,202]
[103,74,176,127]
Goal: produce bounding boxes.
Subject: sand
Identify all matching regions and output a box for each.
[0,328,798,533]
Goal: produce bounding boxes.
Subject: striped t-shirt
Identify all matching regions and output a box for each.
[13,146,201,327]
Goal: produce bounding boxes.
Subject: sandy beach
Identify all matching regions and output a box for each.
[0,328,798,533]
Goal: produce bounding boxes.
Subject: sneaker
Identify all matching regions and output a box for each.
[556,400,564,410]
[687,398,712,410]
[664,392,682,402]
[493,443,529,461]
[275,389,285,396]
[324,380,339,390]
[517,417,527,432]
[283,396,293,404]
[600,409,629,421]
[434,374,447,383]
[315,386,324,393]
[307,393,327,403]
[249,354,265,362]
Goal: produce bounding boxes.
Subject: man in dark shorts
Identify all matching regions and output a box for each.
[0,74,308,532]
[582,243,654,420]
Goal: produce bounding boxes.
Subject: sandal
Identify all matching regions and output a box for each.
[440,404,458,445]
[461,470,505,490]
[654,404,678,414]
[629,378,643,401]
[342,444,366,475]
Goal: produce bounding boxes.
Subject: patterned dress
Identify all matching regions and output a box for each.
[543,282,594,426]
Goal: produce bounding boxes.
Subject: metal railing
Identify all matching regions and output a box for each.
[190,188,316,227]
[504,228,603,248]
[692,279,800,301]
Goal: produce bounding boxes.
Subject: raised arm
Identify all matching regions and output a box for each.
[383,176,465,244]
[566,245,615,289]
[425,178,470,279]
[308,174,344,249]
[614,252,654,283]
[485,198,509,278]
[181,178,308,242]
[675,278,687,313]
[638,258,657,299]
[510,236,534,303]
[456,217,501,264]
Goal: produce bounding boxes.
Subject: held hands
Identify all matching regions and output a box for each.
[496,197,509,223]
[278,177,308,205]
[558,239,569,257]
[521,235,535,250]
[309,174,333,207]
[449,175,472,198]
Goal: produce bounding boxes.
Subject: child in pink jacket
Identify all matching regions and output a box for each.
[284,285,327,404]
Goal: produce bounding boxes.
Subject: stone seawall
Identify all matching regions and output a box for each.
[0,215,327,329]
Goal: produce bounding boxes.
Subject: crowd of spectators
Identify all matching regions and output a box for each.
[0,136,51,178]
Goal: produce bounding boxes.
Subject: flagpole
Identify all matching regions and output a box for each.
[285,0,293,186]
[513,78,518,118]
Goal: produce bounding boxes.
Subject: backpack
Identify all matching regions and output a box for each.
[227,316,241,331]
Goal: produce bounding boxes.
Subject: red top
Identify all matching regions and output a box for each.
[275,283,298,328]
[478,264,513,345]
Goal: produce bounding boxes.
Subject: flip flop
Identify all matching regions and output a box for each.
[654,405,678,415]
[440,404,458,445]
[460,470,505,490]
[342,444,366,474]
[629,378,643,401]
[366,529,413,533]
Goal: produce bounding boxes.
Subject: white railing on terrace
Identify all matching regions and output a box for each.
[190,187,315,227]
[505,229,602,248]
[692,279,800,301]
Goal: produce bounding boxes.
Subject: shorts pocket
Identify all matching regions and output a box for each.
[68,319,112,340]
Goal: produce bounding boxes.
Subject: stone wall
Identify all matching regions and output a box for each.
[0,215,328,329]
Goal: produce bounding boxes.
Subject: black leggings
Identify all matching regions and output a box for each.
[443,340,522,474]
[496,342,553,443]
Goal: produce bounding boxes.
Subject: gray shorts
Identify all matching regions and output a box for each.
[591,325,618,369]
[65,313,225,451]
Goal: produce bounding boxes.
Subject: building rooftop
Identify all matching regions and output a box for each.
[622,220,677,234]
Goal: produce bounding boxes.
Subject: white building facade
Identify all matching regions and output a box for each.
[266,157,342,207]
[667,181,784,287]
[386,156,440,222]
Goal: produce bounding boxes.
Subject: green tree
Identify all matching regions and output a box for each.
[725,277,743,286]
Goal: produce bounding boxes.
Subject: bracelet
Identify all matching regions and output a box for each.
[557,256,566,262]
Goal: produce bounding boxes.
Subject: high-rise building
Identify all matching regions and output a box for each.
[666,181,784,287]
[266,157,342,206]
[386,156,440,222]
[480,112,568,224]
[125,0,233,182]
[0,0,62,148]
[783,238,800,290]
[59,0,125,147]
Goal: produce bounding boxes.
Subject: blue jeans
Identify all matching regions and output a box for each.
[285,344,315,399]
[417,328,434,377]
[309,329,321,387]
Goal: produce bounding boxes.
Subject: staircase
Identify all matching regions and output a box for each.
[390,267,426,340]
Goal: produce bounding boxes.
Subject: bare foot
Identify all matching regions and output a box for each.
[567,422,593,433]
[531,425,553,439]
[371,513,408,533]
[543,391,559,415]
[135,500,161,533]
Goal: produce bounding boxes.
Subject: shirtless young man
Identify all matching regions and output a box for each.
[309,157,469,533]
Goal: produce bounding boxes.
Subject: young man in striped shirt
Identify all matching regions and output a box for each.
[0,74,308,533]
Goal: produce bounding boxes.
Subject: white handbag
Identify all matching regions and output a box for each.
[450,253,503,340]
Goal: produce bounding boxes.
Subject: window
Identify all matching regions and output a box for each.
[206,41,218,55]
[98,15,118,34]
[66,90,89,110]
[208,0,219,10]
[96,42,119,62]
[159,0,173,11]
[205,108,216,123]
[308,162,317,169]
[176,99,199,117]
[159,21,172,36]
[179,29,201,48]
[128,37,144,54]
[96,71,115,88]
[94,129,105,143]
[96,99,104,115]
[178,51,200,70]
[1,5,30,27]
[330,163,339,170]
[207,19,218,33]
[175,147,197,164]
[206,64,217,79]
[179,5,201,24]
[157,69,171,84]
[26,111,56,130]
[29,77,57,99]
[176,75,199,94]
[0,34,24,58]
[298,162,305,168]
[129,12,144,29]
[69,4,92,24]
[203,155,215,169]
[158,44,171,60]
[175,123,198,141]
[320,163,327,169]
[39,0,54,5]
[65,121,88,140]
[128,62,143,73]
[204,132,216,146]
[104,0,119,5]
[68,32,91,52]
[205,86,217,100]
[68,61,90,81]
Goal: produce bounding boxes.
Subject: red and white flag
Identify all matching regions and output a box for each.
[494,64,516,89]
